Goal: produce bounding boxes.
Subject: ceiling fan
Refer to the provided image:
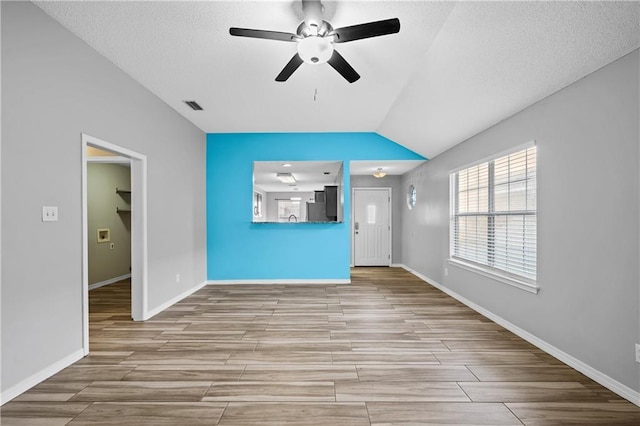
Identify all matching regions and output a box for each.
[229,0,400,83]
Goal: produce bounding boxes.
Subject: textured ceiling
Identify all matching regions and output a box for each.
[35,1,640,159]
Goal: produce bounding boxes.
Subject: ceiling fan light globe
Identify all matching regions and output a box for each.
[297,36,334,65]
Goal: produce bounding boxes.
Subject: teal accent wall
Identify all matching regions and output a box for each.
[206,133,424,281]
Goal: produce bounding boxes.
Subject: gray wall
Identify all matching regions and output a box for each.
[400,50,639,392]
[1,2,206,396]
[87,163,132,285]
[351,175,403,264]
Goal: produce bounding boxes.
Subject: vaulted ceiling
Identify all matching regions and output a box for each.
[35,1,640,159]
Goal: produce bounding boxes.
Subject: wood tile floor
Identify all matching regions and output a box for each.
[3,267,640,425]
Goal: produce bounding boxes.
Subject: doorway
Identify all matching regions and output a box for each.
[81,133,148,355]
[352,188,391,266]
[87,156,131,291]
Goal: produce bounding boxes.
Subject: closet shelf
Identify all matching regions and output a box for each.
[116,187,131,213]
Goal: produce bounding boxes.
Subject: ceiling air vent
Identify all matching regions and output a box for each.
[184,100,203,111]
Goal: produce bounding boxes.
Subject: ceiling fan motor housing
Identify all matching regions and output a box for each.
[296,20,333,38]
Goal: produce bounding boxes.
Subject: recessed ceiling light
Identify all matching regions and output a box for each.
[277,173,296,183]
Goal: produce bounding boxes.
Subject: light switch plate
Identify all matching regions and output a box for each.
[42,206,58,222]
[635,343,640,363]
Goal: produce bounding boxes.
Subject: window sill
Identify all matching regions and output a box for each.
[447,258,539,295]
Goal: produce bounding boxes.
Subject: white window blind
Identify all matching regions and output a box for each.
[451,146,537,281]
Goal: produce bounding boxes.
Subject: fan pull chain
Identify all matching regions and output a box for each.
[314,88,318,101]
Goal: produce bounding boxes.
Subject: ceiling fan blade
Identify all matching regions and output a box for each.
[332,18,400,43]
[327,50,360,83]
[229,27,299,42]
[276,54,304,82]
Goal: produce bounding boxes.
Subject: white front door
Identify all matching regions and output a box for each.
[353,188,391,266]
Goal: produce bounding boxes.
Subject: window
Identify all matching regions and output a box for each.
[450,145,537,284]
[367,205,377,224]
[253,192,263,217]
[277,200,301,222]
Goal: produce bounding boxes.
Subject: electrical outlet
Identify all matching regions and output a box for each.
[635,343,640,363]
[444,267,449,277]
[176,274,181,283]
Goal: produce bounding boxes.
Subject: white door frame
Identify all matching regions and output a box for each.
[81,133,148,355]
[351,187,392,266]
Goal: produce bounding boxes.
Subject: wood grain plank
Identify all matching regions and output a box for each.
[366,402,522,425]
[0,418,73,426]
[68,402,227,425]
[506,402,640,425]
[468,365,590,382]
[459,381,605,402]
[218,402,370,425]
[332,351,439,364]
[356,365,478,382]
[350,340,450,352]
[0,402,90,418]
[434,351,546,365]
[46,365,135,382]
[444,339,538,351]
[240,364,358,381]
[204,381,335,402]
[70,381,212,402]
[123,365,244,381]
[226,351,332,364]
[335,381,469,402]
[255,340,352,352]
[119,352,230,365]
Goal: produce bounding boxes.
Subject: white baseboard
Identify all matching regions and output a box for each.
[399,264,640,408]
[207,279,351,285]
[143,281,207,320]
[0,348,85,405]
[88,273,131,291]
